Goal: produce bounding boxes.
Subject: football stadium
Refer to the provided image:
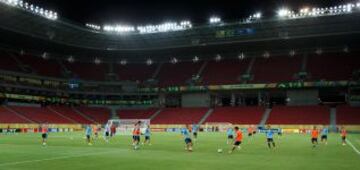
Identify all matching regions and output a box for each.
[0,0,360,169]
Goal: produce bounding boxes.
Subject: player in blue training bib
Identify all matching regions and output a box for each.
[266,125,276,149]
[181,125,193,152]
[321,126,329,145]
[226,127,234,144]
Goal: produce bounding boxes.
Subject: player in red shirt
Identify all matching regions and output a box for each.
[340,127,347,146]
[229,127,243,154]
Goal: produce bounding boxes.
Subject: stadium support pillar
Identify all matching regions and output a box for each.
[231,93,235,106]
[330,107,337,132]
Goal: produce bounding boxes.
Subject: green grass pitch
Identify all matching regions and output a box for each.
[0,132,359,170]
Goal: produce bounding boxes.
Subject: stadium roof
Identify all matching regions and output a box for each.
[0,1,360,63]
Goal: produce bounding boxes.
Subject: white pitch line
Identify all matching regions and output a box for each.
[346,139,360,156]
[0,150,116,167]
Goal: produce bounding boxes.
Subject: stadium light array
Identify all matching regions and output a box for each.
[238,53,245,60]
[102,20,192,34]
[0,0,58,20]
[146,58,153,65]
[103,25,135,33]
[215,54,222,61]
[192,56,199,63]
[170,57,178,64]
[94,58,101,65]
[137,21,192,34]
[209,16,221,24]
[86,23,101,30]
[67,56,75,63]
[120,59,127,65]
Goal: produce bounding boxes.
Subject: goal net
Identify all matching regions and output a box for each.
[107,119,150,135]
[204,122,233,132]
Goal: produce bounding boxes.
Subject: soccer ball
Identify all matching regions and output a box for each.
[217,149,223,153]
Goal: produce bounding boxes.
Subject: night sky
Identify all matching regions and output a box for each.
[27,0,353,25]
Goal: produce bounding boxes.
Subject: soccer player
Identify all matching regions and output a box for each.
[226,127,234,144]
[41,123,48,146]
[192,123,199,140]
[266,125,276,149]
[93,125,99,139]
[181,125,193,152]
[321,126,329,145]
[85,125,92,145]
[142,125,151,145]
[340,127,347,146]
[104,123,110,142]
[277,127,283,139]
[132,121,141,150]
[247,126,253,137]
[311,126,319,148]
[229,126,242,154]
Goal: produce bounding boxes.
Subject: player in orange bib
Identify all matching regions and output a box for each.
[132,121,141,150]
[340,127,347,146]
[229,127,243,154]
[247,126,253,138]
[311,126,319,148]
[41,123,48,146]
[93,125,99,139]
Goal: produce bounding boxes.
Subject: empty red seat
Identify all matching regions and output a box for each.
[157,62,202,87]
[0,106,30,123]
[116,64,156,82]
[9,106,72,124]
[202,59,250,85]
[251,56,302,83]
[117,108,158,119]
[76,107,111,124]
[307,54,360,81]
[336,105,360,124]
[266,106,330,124]
[50,106,93,124]
[152,108,208,124]
[205,107,265,124]
[65,62,108,81]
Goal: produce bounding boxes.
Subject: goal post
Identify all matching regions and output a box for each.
[203,122,233,132]
[107,119,150,135]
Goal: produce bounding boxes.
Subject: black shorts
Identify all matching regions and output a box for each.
[253,131,257,134]
[321,135,327,140]
[86,135,90,139]
[42,133,47,139]
[248,133,252,136]
[145,136,150,140]
[133,135,140,141]
[185,138,192,144]
[193,132,198,136]
[95,132,98,136]
[234,141,242,146]
[342,136,346,140]
[267,138,274,142]
[228,135,234,139]
[105,132,109,137]
[278,132,282,136]
[311,138,318,143]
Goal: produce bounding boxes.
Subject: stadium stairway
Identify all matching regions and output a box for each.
[149,108,163,120]
[198,108,214,125]
[2,106,34,123]
[72,107,98,124]
[47,107,77,123]
[151,63,163,79]
[330,107,337,131]
[259,108,272,127]
[196,61,208,78]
